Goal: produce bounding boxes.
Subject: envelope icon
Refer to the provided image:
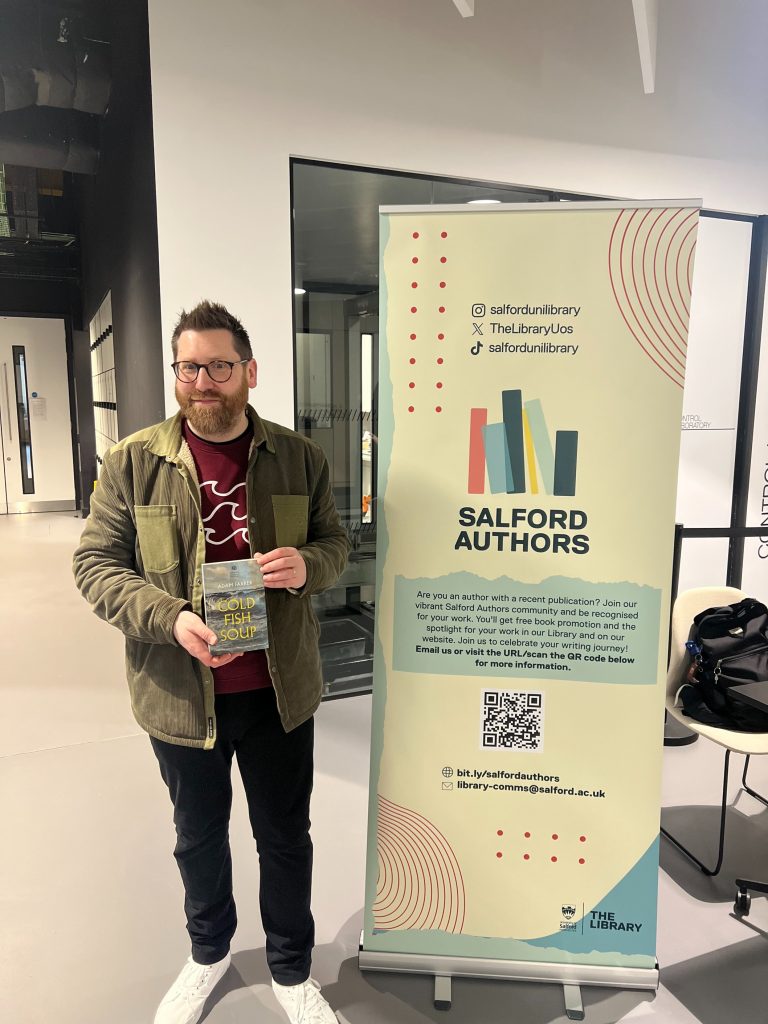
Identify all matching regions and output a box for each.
[442,782,454,790]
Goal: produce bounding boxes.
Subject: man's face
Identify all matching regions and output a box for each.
[174,328,257,437]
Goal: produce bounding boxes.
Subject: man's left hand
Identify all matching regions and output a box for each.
[255,547,307,589]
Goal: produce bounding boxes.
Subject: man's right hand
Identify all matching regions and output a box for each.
[173,610,243,668]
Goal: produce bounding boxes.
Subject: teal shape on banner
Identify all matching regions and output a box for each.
[482,422,514,494]
[525,837,659,957]
[394,573,662,685]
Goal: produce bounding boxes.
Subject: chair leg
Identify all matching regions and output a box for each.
[661,749,731,876]
[741,755,768,807]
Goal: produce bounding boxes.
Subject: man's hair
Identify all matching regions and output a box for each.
[171,300,253,359]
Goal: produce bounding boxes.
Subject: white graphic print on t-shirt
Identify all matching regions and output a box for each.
[200,479,249,546]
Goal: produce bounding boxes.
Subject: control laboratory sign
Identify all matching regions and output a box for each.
[363,201,699,971]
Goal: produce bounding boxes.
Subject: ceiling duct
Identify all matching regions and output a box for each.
[0,0,110,172]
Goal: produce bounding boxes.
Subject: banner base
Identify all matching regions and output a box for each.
[359,939,658,1018]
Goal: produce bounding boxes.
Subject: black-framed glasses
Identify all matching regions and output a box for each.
[172,358,250,383]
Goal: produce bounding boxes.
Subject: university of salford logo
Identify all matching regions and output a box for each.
[562,905,576,920]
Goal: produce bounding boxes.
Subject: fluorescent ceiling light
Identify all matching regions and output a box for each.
[467,198,501,204]
[294,287,307,295]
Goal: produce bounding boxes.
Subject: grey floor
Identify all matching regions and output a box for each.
[2,512,768,1024]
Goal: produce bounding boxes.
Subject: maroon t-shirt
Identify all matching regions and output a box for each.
[183,420,272,694]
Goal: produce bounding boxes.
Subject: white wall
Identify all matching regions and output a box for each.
[147,0,768,425]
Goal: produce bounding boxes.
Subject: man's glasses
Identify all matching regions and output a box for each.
[172,359,250,383]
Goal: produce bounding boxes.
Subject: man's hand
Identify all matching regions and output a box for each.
[173,609,243,668]
[255,547,307,589]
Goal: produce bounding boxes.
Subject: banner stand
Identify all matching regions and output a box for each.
[359,943,658,1018]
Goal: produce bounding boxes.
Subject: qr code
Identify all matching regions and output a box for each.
[481,689,544,752]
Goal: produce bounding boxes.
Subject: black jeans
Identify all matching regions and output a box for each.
[150,688,315,983]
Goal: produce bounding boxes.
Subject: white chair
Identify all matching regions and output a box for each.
[662,586,768,880]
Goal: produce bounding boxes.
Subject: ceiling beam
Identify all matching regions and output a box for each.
[452,0,475,17]
[632,0,658,94]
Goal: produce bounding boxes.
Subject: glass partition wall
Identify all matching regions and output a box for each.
[291,159,768,699]
[291,162,554,698]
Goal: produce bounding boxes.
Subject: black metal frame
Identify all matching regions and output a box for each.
[674,213,768,586]
[289,160,768,702]
[661,752,768,876]
[11,344,35,493]
[290,160,768,582]
[727,215,768,586]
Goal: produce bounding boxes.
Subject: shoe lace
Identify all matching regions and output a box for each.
[177,960,218,998]
[300,979,335,1024]
[281,979,335,1024]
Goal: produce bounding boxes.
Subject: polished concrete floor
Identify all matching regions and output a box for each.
[2,512,767,1024]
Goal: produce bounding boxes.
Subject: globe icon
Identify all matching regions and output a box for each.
[442,766,453,778]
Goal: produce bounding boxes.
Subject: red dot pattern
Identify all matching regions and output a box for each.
[405,227,450,416]
[494,831,590,865]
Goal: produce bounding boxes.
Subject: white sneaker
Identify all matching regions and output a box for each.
[154,952,231,1024]
[272,977,338,1024]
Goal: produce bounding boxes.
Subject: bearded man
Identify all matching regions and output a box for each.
[73,300,349,1024]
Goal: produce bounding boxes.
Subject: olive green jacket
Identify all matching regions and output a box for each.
[73,406,349,747]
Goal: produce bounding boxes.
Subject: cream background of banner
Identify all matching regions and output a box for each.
[373,207,694,941]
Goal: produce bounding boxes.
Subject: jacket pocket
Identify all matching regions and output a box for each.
[135,505,180,573]
[272,494,309,548]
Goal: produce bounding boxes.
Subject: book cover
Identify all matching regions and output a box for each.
[202,559,269,656]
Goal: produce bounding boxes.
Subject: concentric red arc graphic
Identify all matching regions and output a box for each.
[373,795,466,933]
[608,207,698,389]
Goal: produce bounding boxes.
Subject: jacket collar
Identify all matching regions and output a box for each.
[144,404,275,460]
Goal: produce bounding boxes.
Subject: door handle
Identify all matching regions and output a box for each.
[1,362,12,442]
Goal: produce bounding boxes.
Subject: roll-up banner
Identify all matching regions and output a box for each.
[361,201,700,991]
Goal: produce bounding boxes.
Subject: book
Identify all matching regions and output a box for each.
[202,559,269,656]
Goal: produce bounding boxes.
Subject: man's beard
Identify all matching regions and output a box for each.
[176,375,249,437]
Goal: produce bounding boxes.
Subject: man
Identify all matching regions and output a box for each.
[73,300,349,1024]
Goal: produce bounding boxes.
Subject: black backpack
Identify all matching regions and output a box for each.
[681,598,768,732]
